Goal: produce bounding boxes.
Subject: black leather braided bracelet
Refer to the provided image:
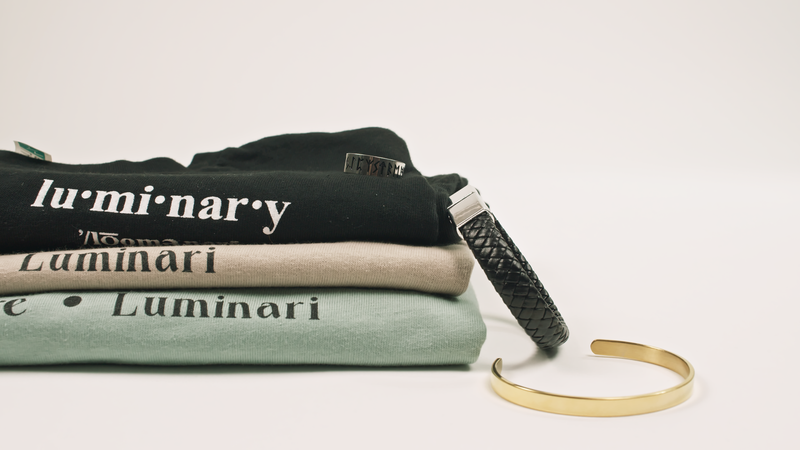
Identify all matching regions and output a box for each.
[448,186,569,349]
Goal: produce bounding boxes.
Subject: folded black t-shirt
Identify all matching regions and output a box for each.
[0,128,467,254]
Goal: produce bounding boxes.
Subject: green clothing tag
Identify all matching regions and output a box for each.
[14,141,52,161]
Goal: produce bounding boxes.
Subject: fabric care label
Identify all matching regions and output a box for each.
[14,141,52,161]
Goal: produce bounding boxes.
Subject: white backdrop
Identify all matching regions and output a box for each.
[1,1,798,449]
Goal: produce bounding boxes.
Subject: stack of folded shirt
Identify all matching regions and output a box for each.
[0,128,487,366]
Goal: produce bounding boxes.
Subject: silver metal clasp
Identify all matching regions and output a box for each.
[448,185,492,237]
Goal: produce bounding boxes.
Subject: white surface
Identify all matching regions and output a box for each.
[1,1,798,448]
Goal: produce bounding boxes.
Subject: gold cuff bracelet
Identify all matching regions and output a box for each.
[490,339,695,417]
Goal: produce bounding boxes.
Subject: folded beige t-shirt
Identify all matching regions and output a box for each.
[0,242,474,296]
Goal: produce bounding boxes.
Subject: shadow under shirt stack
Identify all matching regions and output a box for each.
[0,128,487,366]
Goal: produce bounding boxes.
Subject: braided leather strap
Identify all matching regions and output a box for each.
[460,212,569,349]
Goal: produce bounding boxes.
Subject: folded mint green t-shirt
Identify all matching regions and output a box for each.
[0,286,486,366]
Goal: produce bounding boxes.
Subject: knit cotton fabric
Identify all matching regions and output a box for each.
[0,241,474,296]
[0,286,486,366]
[0,128,468,254]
